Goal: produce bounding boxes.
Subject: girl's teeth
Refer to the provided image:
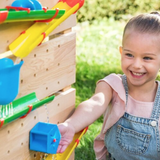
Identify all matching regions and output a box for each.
[132,72,143,76]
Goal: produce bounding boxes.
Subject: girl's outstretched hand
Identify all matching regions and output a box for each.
[57,123,75,153]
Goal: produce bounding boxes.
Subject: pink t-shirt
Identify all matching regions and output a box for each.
[94,73,159,160]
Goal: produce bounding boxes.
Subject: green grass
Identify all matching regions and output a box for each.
[73,18,125,159]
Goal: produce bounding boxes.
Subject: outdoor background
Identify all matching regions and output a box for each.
[73,0,160,159]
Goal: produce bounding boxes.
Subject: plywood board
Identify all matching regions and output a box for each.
[0,88,75,160]
[16,31,76,100]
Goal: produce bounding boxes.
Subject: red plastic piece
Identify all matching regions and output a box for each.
[0,119,4,129]
[80,126,88,134]
[83,126,88,134]
[75,139,80,147]
[53,139,56,142]
[38,32,46,46]
[42,7,47,13]
[0,11,8,24]
[36,8,59,23]
[6,6,30,13]
[20,30,26,35]
[58,0,84,10]
[20,104,33,119]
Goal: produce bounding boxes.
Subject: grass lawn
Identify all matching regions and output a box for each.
[73,18,125,160]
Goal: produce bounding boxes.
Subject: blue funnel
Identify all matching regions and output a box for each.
[0,58,23,105]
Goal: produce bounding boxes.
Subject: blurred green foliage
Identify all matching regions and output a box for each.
[77,0,160,22]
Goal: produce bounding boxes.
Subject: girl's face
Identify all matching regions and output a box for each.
[120,29,160,88]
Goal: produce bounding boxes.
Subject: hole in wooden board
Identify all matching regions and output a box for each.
[57,81,60,84]
[34,73,37,77]
[58,44,60,48]
[34,54,36,57]
[21,123,23,127]
[21,79,23,84]
[46,49,49,52]
[34,153,36,158]
[7,40,9,43]
[7,150,10,154]
[8,130,10,134]
[58,63,60,66]
[21,142,23,146]
[46,87,48,90]
[34,116,36,120]
[57,122,60,124]
[46,68,49,71]
[57,103,60,107]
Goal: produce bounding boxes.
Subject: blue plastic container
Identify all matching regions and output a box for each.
[30,122,61,154]
[0,58,23,105]
[11,0,42,10]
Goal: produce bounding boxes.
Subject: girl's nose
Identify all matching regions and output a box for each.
[133,58,142,69]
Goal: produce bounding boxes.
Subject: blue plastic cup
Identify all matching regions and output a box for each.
[0,58,23,105]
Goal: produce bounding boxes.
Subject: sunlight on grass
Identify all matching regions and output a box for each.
[73,18,125,159]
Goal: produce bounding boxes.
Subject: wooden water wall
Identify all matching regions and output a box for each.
[0,0,76,159]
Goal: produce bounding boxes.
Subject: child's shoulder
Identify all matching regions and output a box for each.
[102,73,123,82]
[98,73,126,104]
[97,73,124,91]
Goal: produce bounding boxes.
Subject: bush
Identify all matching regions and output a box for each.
[77,0,160,22]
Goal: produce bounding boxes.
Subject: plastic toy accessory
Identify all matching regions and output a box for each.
[46,127,88,160]
[30,122,61,154]
[0,8,65,23]
[0,92,55,128]
[11,0,43,10]
[0,58,23,105]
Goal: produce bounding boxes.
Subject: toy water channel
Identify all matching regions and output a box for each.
[0,0,66,24]
[0,92,55,128]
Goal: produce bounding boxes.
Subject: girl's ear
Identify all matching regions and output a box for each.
[119,46,123,55]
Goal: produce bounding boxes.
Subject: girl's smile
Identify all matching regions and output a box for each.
[130,71,146,78]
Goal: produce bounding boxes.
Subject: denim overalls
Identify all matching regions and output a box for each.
[104,75,160,160]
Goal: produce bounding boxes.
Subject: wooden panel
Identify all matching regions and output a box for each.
[0,88,75,160]
[16,31,76,100]
[0,1,76,53]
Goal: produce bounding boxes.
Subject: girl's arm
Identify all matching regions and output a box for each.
[57,81,112,153]
[65,81,113,132]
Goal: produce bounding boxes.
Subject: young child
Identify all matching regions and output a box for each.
[57,12,160,160]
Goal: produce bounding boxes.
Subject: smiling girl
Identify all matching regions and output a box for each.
[57,12,160,160]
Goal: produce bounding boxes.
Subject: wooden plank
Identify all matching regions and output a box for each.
[17,31,76,100]
[0,88,75,160]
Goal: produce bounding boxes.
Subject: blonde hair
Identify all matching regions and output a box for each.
[123,12,160,36]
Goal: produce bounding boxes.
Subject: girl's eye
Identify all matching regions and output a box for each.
[143,57,152,60]
[125,53,133,57]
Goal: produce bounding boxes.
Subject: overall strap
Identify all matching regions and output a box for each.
[122,74,128,106]
[151,81,160,120]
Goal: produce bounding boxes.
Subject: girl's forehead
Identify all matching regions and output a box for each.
[123,29,160,44]
[122,30,160,53]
